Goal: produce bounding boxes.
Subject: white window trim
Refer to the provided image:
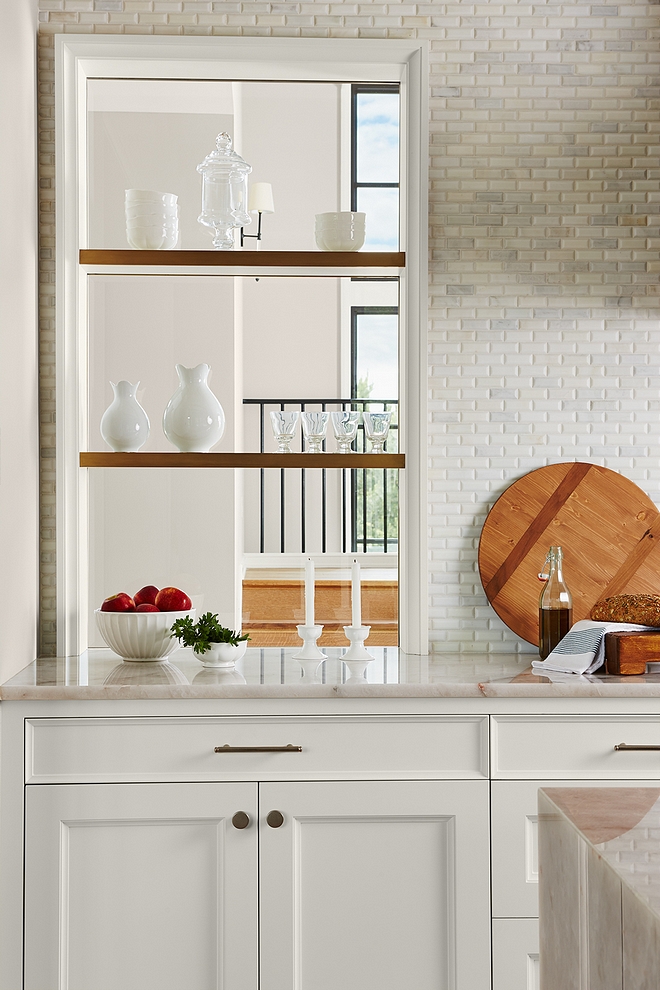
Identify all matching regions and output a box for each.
[56,35,429,656]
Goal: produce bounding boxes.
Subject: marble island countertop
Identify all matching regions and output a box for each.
[541,786,660,922]
[5,647,660,699]
[539,786,660,984]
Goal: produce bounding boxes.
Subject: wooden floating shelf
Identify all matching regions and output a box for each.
[80,452,405,469]
[79,249,405,269]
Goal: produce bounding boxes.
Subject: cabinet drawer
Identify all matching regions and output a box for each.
[492,716,660,779]
[25,715,488,784]
[492,919,539,990]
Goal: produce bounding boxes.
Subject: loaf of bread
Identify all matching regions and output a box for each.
[590,594,660,626]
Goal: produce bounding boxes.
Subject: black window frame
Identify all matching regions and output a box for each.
[350,305,399,555]
[350,83,401,229]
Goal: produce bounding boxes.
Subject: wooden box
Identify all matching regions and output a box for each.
[605,630,660,675]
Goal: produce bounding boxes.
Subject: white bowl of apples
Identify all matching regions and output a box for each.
[96,585,195,661]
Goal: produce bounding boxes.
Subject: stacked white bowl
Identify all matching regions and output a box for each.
[125,190,179,250]
[315,212,366,252]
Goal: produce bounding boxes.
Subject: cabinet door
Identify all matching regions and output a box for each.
[25,782,258,990]
[259,779,490,990]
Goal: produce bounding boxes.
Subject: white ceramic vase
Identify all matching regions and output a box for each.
[198,640,248,668]
[100,381,150,452]
[162,363,225,453]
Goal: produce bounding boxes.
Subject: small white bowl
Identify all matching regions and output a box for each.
[126,229,179,250]
[126,217,179,229]
[315,211,365,225]
[95,608,195,661]
[315,219,366,229]
[125,189,178,205]
[125,205,179,220]
[315,228,365,252]
[197,640,248,668]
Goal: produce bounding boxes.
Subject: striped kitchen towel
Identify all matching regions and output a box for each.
[531,619,660,675]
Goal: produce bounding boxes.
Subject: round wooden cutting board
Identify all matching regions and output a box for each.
[478,463,660,646]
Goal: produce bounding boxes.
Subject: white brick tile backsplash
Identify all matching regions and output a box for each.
[37,0,660,655]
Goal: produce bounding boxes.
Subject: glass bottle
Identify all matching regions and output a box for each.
[538,546,573,659]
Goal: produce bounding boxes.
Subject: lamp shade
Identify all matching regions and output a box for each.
[249,182,275,214]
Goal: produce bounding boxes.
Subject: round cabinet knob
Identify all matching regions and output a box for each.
[266,810,284,828]
[232,811,250,830]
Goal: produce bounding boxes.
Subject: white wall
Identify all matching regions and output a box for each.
[87,276,240,640]
[239,82,341,252]
[88,109,234,250]
[0,0,38,676]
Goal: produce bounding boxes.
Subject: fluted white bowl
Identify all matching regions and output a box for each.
[315,211,365,226]
[125,189,178,205]
[125,205,179,220]
[315,227,365,252]
[95,608,195,661]
[197,640,248,668]
[126,216,179,230]
[126,228,179,250]
[315,221,366,231]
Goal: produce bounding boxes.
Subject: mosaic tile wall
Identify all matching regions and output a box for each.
[38,0,660,654]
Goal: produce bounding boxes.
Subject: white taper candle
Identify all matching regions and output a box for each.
[351,558,362,627]
[305,557,314,626]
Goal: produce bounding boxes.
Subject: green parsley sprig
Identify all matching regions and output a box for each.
[170,612,249,656]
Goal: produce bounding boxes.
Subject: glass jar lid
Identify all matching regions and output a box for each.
[196,133,252,178]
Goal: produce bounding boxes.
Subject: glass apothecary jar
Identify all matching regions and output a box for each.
[197,132,252,250]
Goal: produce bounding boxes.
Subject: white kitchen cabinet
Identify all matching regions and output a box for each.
[259,779,491,990]
[24,781,259,990]
[20,716,490,990]
[9,661,660,990]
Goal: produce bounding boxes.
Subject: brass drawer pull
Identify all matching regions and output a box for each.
[232,811,250,829]
[614,743,660,751]
[267,810,284,828]
[214,744,303,754]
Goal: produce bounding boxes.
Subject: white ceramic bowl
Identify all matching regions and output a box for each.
[126,216,179,229]
[197,639,248,668]
[126,229,179,250]
[315,212,365,226]
[125,205,179,220]
[95,608,195,661]
[315,228,365,252]
[315,221,366,232]
[125,189,178,205]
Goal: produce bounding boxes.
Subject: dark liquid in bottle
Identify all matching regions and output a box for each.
[539,608,572,659]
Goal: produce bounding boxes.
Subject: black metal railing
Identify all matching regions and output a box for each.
[243,398,399,555]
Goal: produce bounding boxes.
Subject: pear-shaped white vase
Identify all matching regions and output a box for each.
[162,363,225,453]
[100,381,150,452]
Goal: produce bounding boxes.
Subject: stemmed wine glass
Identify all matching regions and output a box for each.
[363,411,392,454]
[331,411,361,453]
[270,410,300,453]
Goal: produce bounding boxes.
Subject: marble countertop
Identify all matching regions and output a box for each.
[5,647,660,699]
[540,787,660,923]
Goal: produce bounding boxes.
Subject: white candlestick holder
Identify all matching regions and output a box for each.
[342,625,375,662]
[293,624,328,661]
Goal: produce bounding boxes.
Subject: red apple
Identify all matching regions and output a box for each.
[155,586,192,612]
[101,593,135,613]
[136,603,160,613]
[134,585,159,607]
